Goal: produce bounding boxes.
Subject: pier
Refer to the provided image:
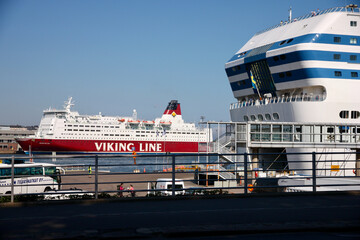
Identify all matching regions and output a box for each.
[60,171,242,197]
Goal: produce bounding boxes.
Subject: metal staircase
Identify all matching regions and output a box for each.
[218,165,236,180]
[212,132,237,163]
[210,132,237,180]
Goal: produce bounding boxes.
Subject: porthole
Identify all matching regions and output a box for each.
[273,113,280,120]
[339,110,349,119]
[250,115,256,121]
[286,38,293,44]
[279,40,286,45]
[258,114,264,121]
[243,116,249,122]
[265,114,271,120]
[351,111,360,119]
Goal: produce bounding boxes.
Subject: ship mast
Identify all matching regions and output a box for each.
[64,97,74,113]
[288,6,292,22]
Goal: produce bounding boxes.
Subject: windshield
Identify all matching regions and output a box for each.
[44,166,61,183]
[44,166,56,176]
[167,184,183,191]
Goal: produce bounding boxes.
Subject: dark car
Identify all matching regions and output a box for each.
[252,178,286,193]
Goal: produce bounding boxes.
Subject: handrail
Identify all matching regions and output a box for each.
[230,94,325,110]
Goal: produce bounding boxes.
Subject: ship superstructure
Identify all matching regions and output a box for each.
[16,98,212,154]
[225,5,360,175]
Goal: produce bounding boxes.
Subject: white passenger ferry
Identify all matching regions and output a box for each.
[225,5,360,175]
[16,98,212,154]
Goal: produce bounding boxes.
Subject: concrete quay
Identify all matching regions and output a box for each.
[61,171,244,196]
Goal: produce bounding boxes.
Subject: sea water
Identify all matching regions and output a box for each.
[0,154,219,173]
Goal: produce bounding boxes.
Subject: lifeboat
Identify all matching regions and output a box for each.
[118,118,126,122]
[160,121,172,126]
[128,120,140,125]
[143,121,155,125]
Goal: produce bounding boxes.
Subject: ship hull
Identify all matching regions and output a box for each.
[16,138,206,154]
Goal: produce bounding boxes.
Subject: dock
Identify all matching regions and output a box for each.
[61,171,244,196]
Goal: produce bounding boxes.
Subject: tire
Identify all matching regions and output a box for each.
[44,187,52,192]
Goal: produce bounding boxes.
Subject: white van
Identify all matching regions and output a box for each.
[155,178,185,196]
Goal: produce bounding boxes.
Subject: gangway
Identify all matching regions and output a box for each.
[205,121,360,149]
[203,121,360,178]
[247,122,360,148]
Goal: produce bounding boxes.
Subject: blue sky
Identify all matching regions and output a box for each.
[0,0,346,125]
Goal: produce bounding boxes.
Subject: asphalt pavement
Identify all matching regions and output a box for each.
[1,191,360,239]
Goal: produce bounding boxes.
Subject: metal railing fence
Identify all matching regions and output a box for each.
[0,151,359,202]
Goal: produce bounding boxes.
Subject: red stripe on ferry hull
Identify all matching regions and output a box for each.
[16,138,206,154]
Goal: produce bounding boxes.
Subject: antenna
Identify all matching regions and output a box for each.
[64,97,74,112]
[346,4,358,9]
[289,6,292,21]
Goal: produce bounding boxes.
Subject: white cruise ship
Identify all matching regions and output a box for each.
[225,5,360,175]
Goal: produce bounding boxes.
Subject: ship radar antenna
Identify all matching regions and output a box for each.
[346,4,358,9]
[288,6,292,22]
[64,97,74,112]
